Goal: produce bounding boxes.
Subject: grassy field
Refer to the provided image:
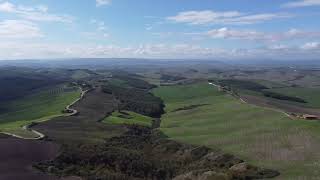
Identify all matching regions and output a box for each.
[0,85,81,138]
[107,78,130,88]
[71,70,92,79]
[265,87,320,108]
[251,79,289,89]
[153,82,320,180]
[103,110,153,127]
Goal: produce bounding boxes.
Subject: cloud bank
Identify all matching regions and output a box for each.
[167,10,292,25]
[283,0,320,8]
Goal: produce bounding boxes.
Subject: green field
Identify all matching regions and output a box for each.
[103,110,153,127]
[266,87,320,108]
[153,82,320,180]
[107,78,130,88]
[71,70,92,79]
[0,85,81,138]
[251,79,289,89]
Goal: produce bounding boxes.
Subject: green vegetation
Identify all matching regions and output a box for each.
[251,79,289,89]
[216,79,269,92]
[215,79,311,105]
[262,91,307,103]
[0,77,61,101]
[0,67,67,101]
[160,74,186,82]
[107,78,130,88]
[103,111,153,127]
[113,73,156,89]
[0,85,80,137]
[36,126,278,180]
[266,87,320,108]
[103,82,163,117]
[153,82,320,180]
[137,72,162,86]
[70,69,93,79]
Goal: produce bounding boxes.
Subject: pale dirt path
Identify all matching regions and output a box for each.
[0,87,89,140]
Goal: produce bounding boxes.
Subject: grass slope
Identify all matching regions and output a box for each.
[266,87,320,108]
[103,111,153,127]
[153,82,320,180]
[0,85,81,138]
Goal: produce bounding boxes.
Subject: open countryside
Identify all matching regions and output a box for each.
[1,0,320,179]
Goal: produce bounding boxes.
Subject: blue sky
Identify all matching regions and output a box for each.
[0,0,320,60]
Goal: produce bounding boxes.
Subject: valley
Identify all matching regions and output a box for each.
[0,62,319,180]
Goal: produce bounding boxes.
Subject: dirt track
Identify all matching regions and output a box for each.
[242,94,320,117]
[208,82,320,118]
[0,88,88,140]
[0,88,94,180]
[34,87,126,144]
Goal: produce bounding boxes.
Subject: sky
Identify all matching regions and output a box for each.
[0,0,320,60]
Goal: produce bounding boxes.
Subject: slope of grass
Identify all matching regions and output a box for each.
[266,87,320,108]
[0,85,81,138]
[107,78,130,88]
[103,111,153,127]
[153,82,320,180]
[251,79,289,89]
[71,70,92,79]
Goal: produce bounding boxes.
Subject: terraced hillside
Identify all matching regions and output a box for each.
[153,82,320,179]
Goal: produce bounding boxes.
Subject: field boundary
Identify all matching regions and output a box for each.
[208,82,294,119]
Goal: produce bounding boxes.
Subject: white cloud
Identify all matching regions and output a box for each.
[207,28,268,41]
[145,24,153,31]
[0,20,43,39]
[0,42,319,60]
[0,1,73,23]
[84,20,110,39]
[0,42,232,59]
[283,0,320,8]
[205,28,320,42]
[268,44,290,50]
[97,22,107,31]
[96,0,112,7]
[36,5,48,13]
[167,10,241,25]
[0,1,15,12]
[90,19,107,31]
[167,10,292,25]
[149,28,320,44]
[301,42,320,50]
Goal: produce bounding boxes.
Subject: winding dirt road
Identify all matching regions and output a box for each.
[0,87,88,140]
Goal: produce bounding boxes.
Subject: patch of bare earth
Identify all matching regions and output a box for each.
[0,134,60,180]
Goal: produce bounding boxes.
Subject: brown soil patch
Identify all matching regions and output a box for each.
[0,135,60,180]
[0,88,125,180]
